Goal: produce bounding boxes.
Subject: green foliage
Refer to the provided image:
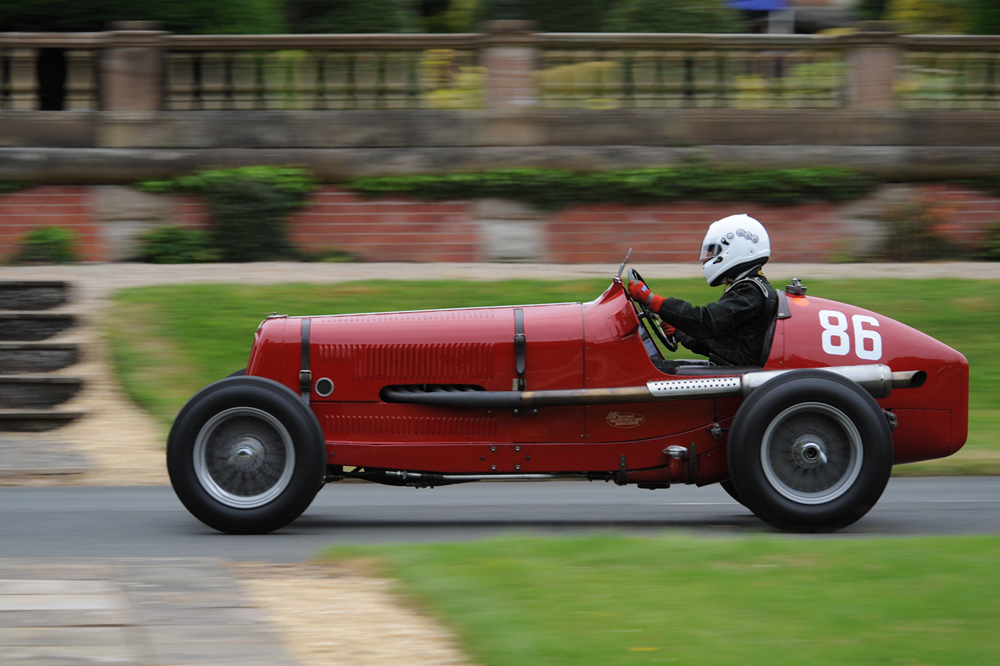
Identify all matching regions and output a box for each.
[602,0,742,33]
[422,0,479,33]
[10,227,79,264]
[0,182,30,195]
[421,49,486,109]
[886,0,965,34]
[139,166,318,198]
[202,181,308,262]
[854,0,891,20]
[963,0,1000,35]
[534,59,621,108]
[135,226,218,264]
[981,221,1000,261]
[137,167,319,263]
[284,0,419,33]
[0,0,285,33]
[346,166,881,210]
[962,175,1000,198]
[896,0,1000,35]
[475,0,615,31]
[298,246,362,262]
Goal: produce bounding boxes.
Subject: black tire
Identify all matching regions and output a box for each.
[719,479,745,507]
[727,370,892,532]
[167,376,326,534]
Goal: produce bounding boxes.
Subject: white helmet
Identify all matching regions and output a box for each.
[700,214,770,287]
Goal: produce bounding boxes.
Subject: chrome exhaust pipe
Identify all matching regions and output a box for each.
[385,470,582,485]
[737,365,924,399]
[383,365,922,409]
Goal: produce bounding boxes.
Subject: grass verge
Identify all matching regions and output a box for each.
[105,277,998,474]
[324,533,1000,665]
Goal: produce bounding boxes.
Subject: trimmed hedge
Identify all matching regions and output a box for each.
[138,166,318,262]
[345,166,881,209]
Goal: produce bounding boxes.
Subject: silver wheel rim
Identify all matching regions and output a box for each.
[760,402,863,505]
[193,407,295,509]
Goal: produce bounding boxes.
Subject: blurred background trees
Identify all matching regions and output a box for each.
[861,0,1000,35]
[603,0,742,33]
[285,0,419,33]
[0,0,757,34]
[0,0,286,33]
[2,0,998,35]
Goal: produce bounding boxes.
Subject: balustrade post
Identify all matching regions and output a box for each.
[7,48,37,110]
[100,21,166,111]
[844,22,899,111]
[480,20,538,109]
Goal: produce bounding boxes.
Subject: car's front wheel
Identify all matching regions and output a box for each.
[727,370,892,532]
[167,376,325,534]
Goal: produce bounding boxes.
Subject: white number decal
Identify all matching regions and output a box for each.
[819,310,882,360]
[819,310,850,356]
[852,315,882,361]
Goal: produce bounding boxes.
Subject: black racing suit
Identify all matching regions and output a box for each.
[656,265,779,367]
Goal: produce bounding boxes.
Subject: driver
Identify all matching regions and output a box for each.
[628,214,778,367]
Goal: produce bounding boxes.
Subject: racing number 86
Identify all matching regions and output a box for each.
[818,310,882,361]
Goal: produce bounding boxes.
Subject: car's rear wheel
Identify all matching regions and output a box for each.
[167,376,325,534]
[727,370,892,532]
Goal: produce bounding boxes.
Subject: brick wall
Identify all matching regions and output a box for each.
[914,184,999,251]
[1,184,998,265]
[288,190,478,262]
[0,187,104,262]
[546,202,845,264]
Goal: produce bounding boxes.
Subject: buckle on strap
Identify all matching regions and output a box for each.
[300,318,312,401]
[514,308,526,391]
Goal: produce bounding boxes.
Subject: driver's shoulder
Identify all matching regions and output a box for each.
[729,272,774,300]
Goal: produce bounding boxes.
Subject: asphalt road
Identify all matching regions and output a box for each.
[1,477,998,563]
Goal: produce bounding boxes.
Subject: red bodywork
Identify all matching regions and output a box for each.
[246,278,968,487]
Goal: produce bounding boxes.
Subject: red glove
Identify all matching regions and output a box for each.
[627,280,665,312]
[659,321,676,337]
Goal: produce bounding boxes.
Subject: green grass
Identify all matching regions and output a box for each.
[106,277,999,473]
[325,533,1000,665]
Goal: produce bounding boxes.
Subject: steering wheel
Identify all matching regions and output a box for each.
[627,268,678,352]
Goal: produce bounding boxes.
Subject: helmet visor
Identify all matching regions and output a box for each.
[700,241,724,264]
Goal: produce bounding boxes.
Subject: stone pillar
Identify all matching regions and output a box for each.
[768,9,796,35]
[64,48,99,110]
[100,22,166,111]
[8,48,38,110]
[480,20,538,109]
[844,23,899,111]
[94,186,174,261]
[474,199,546,262]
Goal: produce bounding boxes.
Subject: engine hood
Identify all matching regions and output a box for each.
[250,302,586,402]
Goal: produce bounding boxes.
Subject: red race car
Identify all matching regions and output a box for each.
[167,259,968,534]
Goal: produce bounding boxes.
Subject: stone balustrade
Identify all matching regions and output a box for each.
[2,24,999,112]
[1,24,999,182]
